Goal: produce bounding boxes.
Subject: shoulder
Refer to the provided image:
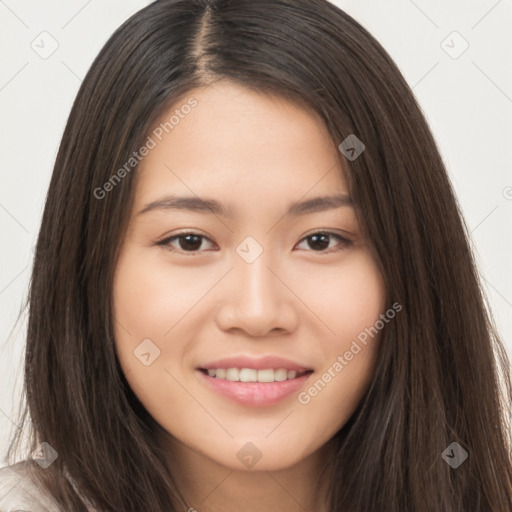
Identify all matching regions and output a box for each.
[0,460,61,512]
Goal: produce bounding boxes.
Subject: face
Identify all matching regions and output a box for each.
[112,80,386,473]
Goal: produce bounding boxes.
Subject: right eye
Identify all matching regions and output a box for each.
[156,232,217,254]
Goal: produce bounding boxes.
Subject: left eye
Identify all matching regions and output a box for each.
[157,231,351,255]
[295,232,351,253]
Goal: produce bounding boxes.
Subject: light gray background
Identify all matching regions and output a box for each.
[1,0,511,463]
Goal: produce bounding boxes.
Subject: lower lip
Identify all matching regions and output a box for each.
[196,370,312,407]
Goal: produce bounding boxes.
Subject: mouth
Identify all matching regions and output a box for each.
[196,366,314,407]
[198,367,313,382]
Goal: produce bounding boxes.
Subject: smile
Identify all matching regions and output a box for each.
[196,368,314,407]
[199,367,311,382]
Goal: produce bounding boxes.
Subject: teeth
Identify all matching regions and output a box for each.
[239,368,258,382]
[274,369,288,381]
[226,368,239,381]
[204,367,304,382]
[257,369,275,383]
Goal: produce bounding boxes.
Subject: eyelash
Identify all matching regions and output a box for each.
[156,230,352,256]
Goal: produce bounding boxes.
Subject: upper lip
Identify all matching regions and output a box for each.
[198,355,312,372]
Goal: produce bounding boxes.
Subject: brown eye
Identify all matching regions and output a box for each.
[295,232,352,254]
[156,230,351,256]
[157,232,215,253]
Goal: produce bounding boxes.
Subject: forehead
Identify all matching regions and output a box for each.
[133,81,348,212]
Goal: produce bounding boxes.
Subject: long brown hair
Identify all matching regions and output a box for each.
[6,0,512,510]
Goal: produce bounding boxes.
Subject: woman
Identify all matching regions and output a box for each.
[2,0,511,510]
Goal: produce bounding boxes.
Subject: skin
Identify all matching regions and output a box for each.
[112,80,386,512]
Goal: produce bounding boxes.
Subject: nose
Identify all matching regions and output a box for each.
[214,250,299,337]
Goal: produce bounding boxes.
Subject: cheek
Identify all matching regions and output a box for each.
[295,250,385,430]
[111,250,193,418]
[113,249,214,337]
[112,248,226,384]
[299,248,386,340]
[112,249,178,376]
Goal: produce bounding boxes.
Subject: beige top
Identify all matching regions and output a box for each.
[0,461,61,511]
[0,461,97,512]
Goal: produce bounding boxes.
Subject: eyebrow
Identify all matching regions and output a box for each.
[137,193,353,218]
